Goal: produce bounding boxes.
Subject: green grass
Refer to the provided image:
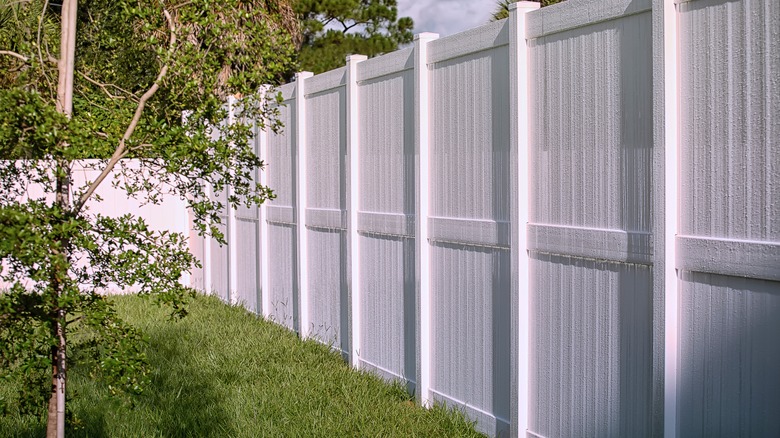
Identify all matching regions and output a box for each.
[0,294,484,437]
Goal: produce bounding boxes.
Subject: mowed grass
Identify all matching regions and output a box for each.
[0,294,483,437]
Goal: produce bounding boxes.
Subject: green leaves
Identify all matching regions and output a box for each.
[1,0,298,422]
[295,0,414,74]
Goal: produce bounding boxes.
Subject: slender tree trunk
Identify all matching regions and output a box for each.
[47,0,77,437]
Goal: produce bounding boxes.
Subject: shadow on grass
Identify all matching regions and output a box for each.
[69,322,235,437]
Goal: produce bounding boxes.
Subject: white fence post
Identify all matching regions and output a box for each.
[226,96,239,305]
[258,86,271,318]
[414,32,438,408]
[346,54,368,368]
[652,0,679,436]
[509,3,538,437]
[295,71,314,337]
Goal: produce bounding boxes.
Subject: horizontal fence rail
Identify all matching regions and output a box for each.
[189,0,780,436]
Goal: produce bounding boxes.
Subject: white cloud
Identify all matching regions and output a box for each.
[397,0,501,37]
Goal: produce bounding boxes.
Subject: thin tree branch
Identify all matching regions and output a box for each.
[44,40,58,64]
[65,315,83,327]
[171,1,194,10]
[74,8,176,213]
[4,0,32,6]
[76,88,113,112]
[342,21,363,32]
[77,71,138,101]
[0,50,29,62]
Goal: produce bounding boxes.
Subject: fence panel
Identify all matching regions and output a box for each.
[303,68,349,351]
[356,48,417,386]
[676,0,780,435]
[208,128,230,301]
[427,20,513,437]
[188,218,206,291]
[526,1,655,436]
[265,83,299,330]
[232,109,262,312]
[185,0,780,435]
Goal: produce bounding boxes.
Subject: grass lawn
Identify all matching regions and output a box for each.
[0,294,483,437]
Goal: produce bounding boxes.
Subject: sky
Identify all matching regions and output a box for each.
[397,0,502,38]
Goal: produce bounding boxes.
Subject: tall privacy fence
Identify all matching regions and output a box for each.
[187,0,780,436]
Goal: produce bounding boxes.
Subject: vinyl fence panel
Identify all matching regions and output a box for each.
[356,48,417,386]
[427,20,513,437]
[526,1,655,436]
[265,83,299,330]
[676,0,780,435]
[209,129,230,302]
[304,68,349,352]
[233,107,262,313]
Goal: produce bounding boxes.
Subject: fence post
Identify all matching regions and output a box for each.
[295,71,314,337]
[258,86,271,318]
[414,31,438,408]
[346,54,368,368]
[226,96,239,305]
[509,3,538,437]
[652,0,679,436]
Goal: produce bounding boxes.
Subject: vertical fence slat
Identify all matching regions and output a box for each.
[509,4,539,437]
[414,32,438,407]
[296,72,314,337]
[347,55,368,368]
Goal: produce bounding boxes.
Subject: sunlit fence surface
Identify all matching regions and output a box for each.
[115,0,779,436]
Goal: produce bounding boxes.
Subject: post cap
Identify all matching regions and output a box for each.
[414,32,440,42]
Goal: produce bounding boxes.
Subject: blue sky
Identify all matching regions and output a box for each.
[397,0,501,37]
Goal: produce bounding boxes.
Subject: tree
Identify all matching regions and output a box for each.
[295,0,413,74]
[490,0,565,21]
[0,0,297,435]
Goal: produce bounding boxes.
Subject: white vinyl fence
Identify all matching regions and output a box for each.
[189,0,780,436]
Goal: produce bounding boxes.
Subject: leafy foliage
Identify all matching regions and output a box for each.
[295,0,413,74]
[0,0,298,427]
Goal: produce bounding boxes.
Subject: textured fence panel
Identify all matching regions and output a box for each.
[427,20,512,437]
[529,254,652,437]
[677,0,780,435]
[266,84,298,330]
[209,202,229,301]
[304,69,349,351]
[356,49,417,385]
[526,2,654,436]
[678,272,780,437]
[188,221,206,291]
[234,117,262,312]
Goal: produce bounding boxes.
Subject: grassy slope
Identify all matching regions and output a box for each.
[0,294,483,437]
